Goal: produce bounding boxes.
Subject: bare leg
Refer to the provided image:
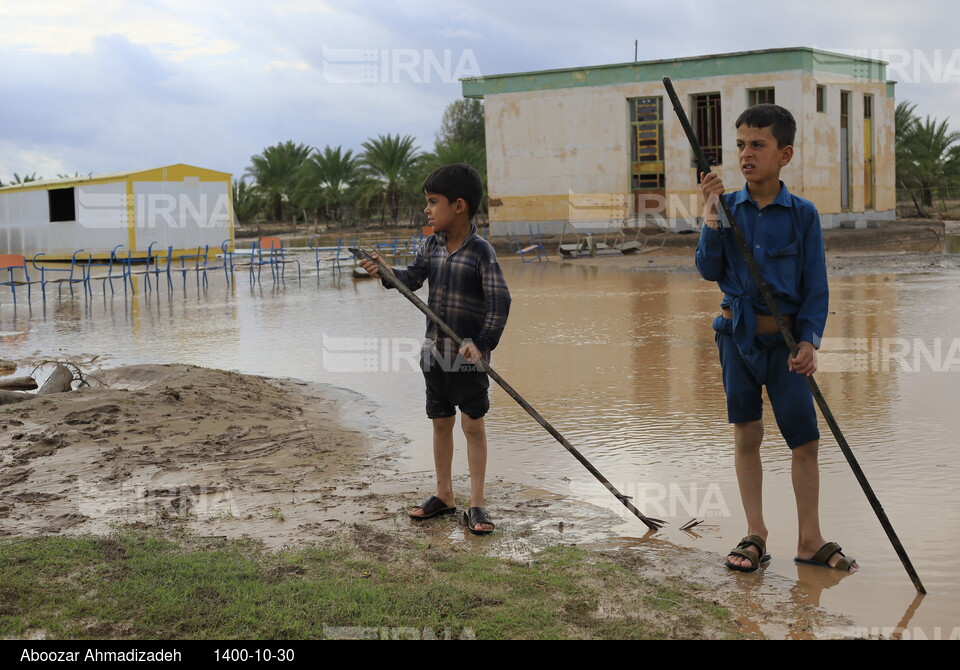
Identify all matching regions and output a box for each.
[727,420,768,569]
[792,439,858,571]
[461,414,493,532]
[410,416,456,517]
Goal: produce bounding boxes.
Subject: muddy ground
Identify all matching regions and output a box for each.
[4,240,954,638]
[549,220,960,276]
[0,363,857,638]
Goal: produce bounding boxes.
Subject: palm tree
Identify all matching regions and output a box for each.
[896,102,926,215]
[360,134,421,225]
[420,140,486,179]
[232,178,263,224]
[896,101,960,214]
[909,117,960,206]
[295,146,360,225]
[12,173,41,184]
[244,141,313,222]
[895,102,919,170]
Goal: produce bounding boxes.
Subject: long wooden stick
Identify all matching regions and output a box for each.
[662,76,925,593]
[350,247,665,531]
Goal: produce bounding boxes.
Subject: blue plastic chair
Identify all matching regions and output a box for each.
[309,236,349,275]
[31,250,89,300]
[509,225,548,263]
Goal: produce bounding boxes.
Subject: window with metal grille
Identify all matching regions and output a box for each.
[694,93,722,166]
[630,97,664,163]
[864,94,873,119]
[817,85,826,113]
[747,88,775,106]
[629,97,665,190]
[632,173,665,189]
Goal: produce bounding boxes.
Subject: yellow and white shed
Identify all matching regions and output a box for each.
[0,164,234,260]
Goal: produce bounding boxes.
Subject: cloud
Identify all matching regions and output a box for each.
[1,0,958,184]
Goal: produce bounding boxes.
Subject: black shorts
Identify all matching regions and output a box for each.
[422,363,490,420]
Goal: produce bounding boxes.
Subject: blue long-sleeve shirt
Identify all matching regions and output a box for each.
[387,223,511,365]
[695,182,828,349]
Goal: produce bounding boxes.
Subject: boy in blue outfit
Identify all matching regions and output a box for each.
[697,104,858,573]
[360,163,510,535]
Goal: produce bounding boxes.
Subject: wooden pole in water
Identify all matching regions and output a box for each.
[349,247,665,532]
[662,76,926,594]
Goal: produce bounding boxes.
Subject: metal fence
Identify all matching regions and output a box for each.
[896,185,960,218]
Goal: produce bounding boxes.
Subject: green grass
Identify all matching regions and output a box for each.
[0,527,746,640]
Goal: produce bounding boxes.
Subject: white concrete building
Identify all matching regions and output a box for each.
[462,48,895,234]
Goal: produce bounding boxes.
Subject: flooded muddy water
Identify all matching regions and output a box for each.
[1,253,958,637]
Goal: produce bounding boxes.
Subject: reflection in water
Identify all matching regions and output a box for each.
[0,256,958,633]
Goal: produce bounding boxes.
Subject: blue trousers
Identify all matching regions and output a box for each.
[714,320,820,449]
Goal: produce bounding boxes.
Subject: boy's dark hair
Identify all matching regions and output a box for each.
[735,104,796,148]
[421,163,483,220]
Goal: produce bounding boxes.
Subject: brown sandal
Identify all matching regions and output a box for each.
[725,535,770,572]
[794,542,858,572]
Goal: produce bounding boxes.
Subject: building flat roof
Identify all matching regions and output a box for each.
[462,47,889,98]
[0,163,232,192]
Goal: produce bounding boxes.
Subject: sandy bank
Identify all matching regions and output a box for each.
[0,363,855,638]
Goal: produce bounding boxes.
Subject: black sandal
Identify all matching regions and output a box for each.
[463,506,495,535]
[409,495,456,520]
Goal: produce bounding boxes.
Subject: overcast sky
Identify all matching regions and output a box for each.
[1,0,957,183]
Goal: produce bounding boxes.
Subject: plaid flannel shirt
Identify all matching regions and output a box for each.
[386,223,511,368]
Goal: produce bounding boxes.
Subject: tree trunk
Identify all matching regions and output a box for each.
[900,180,927,218]
[0,390,33,405]
[0,376,37,391]
[38,365,74,395]
[0,365,73,404]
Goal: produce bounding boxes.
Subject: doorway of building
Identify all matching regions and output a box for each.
[840,91,851,210]
[864,94,874,210]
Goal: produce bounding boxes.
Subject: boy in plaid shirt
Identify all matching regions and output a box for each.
[361,164,510,534]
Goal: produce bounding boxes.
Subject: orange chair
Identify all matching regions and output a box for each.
[0,254,34,306]
[260,236,282,251]
[251,236,300,282]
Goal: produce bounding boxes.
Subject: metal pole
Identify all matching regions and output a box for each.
[349,247,665,532]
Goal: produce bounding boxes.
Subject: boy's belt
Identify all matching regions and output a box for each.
[722,307,794,335]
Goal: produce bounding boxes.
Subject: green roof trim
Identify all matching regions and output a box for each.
[462,47,888,98]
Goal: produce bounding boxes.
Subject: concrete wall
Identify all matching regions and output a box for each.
[802,74,896,219]
[484,71,894,235]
